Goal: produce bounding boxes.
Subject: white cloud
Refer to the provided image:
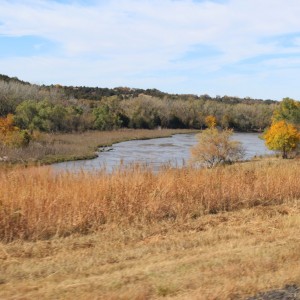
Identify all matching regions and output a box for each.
[1,0,300,99]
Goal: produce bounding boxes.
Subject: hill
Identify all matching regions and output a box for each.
[1,73,276,104]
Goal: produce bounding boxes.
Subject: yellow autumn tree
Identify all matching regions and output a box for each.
[263,120,300,159]
[205,115,217,128]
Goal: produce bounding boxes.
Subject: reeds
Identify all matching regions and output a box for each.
[0,160,299,242]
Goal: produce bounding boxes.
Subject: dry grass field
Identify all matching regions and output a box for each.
[0,159,300,299]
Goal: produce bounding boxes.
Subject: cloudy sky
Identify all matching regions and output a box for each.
[0,0,300,100]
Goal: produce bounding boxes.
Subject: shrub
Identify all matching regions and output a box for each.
[191,128,245,168]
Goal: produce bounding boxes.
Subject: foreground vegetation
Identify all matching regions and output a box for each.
[1,205,300,300]
[0,129,196,164]
[0,159,300,299]
[1,159,299,242]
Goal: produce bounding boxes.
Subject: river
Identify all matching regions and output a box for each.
[53,132,273,173]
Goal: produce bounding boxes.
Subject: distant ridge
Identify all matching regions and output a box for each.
[0,73,276,104]
[0,74,30,85]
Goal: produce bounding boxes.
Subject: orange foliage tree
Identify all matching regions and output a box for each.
[205,115,217,128]
[0,114,19,144]
[0,114,30,147]
[263,120,300,159]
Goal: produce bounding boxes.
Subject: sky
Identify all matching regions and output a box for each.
[1,0,300,100]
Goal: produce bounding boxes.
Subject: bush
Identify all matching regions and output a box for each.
[191,128,245,168]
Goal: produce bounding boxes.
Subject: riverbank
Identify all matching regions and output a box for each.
[0,159,299,299]
[0,129,198,166]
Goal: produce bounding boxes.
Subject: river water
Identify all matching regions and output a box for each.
[53,132,273,173]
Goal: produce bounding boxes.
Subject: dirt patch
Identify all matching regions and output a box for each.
[247,284,300,300]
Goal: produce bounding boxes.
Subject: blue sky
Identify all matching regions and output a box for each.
[1,0,300,100]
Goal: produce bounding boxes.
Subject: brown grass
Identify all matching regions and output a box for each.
[0,128,196,164]
[0,159,299,242]
[0,159,300,299]
[1,203,300,299]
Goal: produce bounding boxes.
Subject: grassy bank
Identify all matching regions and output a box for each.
[0,129,197,165]
[1,206,300,299]
[1,159,300,299]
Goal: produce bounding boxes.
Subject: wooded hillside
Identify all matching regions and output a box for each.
[0,74,278,132]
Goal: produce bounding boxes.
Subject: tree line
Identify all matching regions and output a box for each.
[0,74,279,134]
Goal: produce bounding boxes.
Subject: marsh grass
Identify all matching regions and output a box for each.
[0,129,196,164]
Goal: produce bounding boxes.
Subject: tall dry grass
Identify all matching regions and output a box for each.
[0,159,299,242]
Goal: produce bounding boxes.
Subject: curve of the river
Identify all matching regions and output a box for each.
[53,132,273,173]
